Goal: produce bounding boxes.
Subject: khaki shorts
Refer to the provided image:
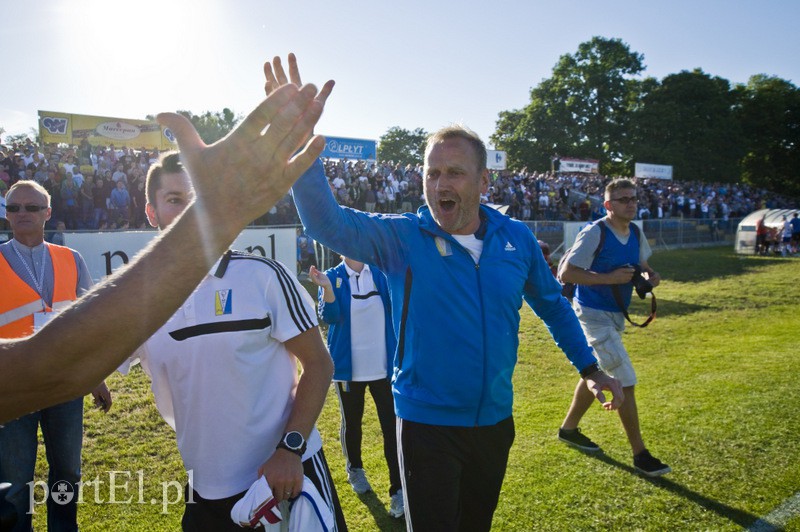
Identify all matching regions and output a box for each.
[573,302,637,387]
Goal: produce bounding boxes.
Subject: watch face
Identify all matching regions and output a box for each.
[285,432,303,449]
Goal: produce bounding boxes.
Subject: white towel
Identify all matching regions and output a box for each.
[231,476,334,531]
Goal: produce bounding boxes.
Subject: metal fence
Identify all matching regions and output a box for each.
[309,216,743,272]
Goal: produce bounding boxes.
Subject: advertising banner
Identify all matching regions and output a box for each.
[635,162,673,180]
[63,228,298,282]
[487,150,507,170]
[320,136,377,160]
[38,111,177,150]
[558,157,600,174]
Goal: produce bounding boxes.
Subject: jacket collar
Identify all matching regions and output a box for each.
[417,204,504,241]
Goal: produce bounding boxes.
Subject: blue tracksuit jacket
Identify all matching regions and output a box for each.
[293,160,596,427]
[317,261,396,381]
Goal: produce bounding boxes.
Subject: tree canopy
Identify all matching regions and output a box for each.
[491,36,800,197]
[176,108,241,145]
[735,75,800,197]
[492,37,645,174]
[377,126,428,165]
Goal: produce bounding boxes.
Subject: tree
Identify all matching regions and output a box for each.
[176,108,240,144]
[492,37,645,174]
[628,69,744,182]
[377,126,428,165]
[4,131,36,145]
[735,75,800,197]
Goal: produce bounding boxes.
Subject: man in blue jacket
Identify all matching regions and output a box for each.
[309,257,403,518]
[270,54,623,531]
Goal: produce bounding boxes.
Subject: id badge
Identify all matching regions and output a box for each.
[33,311,57,332]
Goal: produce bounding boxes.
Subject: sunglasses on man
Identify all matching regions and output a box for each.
[5,204,49,213]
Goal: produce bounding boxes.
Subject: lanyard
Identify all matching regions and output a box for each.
[11,240,47,298]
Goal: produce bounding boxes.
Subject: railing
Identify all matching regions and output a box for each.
[309,216,743,272]
[4,216,740,275]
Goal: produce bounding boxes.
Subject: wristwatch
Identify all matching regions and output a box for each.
[579,362,601,379]
[276,431,307,457]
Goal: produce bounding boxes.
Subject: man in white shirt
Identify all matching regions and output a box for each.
[125,153,346,531]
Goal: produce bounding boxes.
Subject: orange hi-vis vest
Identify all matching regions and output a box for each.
[0,243,78,338]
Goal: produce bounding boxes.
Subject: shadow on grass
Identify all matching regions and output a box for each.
[657,248,793,284]
[626,297,711,319]
[587,452,761,529]
[353,490,405,531]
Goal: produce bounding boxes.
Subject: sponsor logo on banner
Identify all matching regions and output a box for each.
[321,136,377,160]
[487,150,507,170]
[327,139,364,157]
[96,121,141,141]
[635,162,673,180]
[41,116,68,135]
[559,157,600,174]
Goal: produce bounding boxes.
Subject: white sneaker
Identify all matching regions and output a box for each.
[347,468,372,494]
[389,489,405,518]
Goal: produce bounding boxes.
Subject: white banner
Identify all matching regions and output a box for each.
[486,150,507,170]
[63,228,298,282]
[635,162,673,180]
[558,157,599,174]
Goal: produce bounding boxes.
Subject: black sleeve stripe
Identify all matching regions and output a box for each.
[396,267,412,370]
[227,253,316,331]
[352,291,380,300]
[169,316,272,341]
[263,259,316,331]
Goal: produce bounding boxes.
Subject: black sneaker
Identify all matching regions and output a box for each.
[633,449,671,477]
[558,427,601,452]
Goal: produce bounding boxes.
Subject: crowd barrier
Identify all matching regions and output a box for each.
[309,216,744,272]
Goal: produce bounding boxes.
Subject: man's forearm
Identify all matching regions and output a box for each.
[283,330,334,439]
[561,263,618,286]
[0,202,242,422]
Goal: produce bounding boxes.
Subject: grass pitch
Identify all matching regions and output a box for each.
[28,247,800,530]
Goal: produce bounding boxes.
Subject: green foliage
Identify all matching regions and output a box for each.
[4,132,35,146]
[493,37,800,199]
[31,248,800,530]
[735,75,800,197]
[491,36,645,173]
[629,69,744,182]
[176,108,241,144]
[377,126,428,165]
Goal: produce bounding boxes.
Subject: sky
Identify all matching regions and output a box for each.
[2,0,799,149]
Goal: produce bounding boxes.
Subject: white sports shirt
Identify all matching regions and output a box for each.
[129,251,323,499]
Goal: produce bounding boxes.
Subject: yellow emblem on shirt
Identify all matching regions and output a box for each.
[435,236,452,257]
[215,289,232,315]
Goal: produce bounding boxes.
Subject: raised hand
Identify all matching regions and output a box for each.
[264,53,334,106]
[156,83,327,234]
[308,265,332,289]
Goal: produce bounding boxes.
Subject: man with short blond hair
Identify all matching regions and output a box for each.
[128,153,345,531]
[273,54,623,531]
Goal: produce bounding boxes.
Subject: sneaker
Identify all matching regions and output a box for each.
[633,449,671,477]
[389,489,405,518]
[347,468,372,494]
[558,427,601,453]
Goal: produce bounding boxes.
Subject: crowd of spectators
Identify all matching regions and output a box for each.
[1,138,797,233]
[308,158,797,225]
[1,138,152,230]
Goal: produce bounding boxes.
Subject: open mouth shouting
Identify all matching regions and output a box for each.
[438,197,457,214]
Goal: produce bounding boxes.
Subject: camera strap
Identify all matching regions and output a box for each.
[611,286,656,328]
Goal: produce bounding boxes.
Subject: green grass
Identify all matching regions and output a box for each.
[29,247,800,530]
